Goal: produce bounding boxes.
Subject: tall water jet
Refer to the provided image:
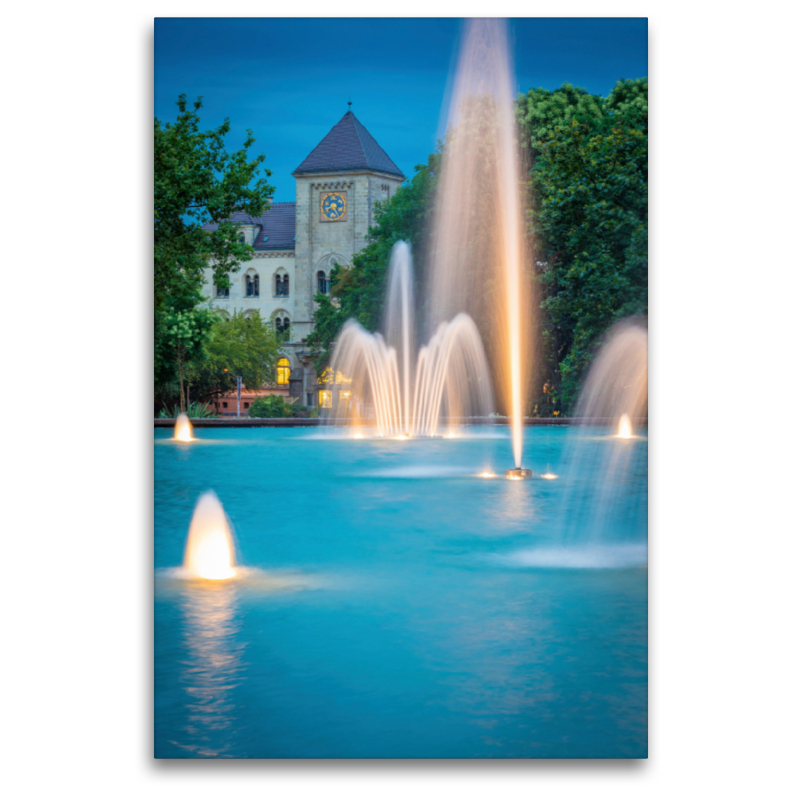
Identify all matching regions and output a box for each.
[429,19,532,470]
[328,242,493,436]
[174,412,193,442]
[183,491,236,580]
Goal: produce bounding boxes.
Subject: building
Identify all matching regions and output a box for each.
[202,109,405,413]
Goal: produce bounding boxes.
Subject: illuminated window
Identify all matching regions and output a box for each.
[318,389,332,408]
[276,358,291,385]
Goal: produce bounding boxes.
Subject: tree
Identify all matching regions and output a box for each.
[529,79,648,410]
[190,310,283,401]
[516,83,606,157]
[160,291,214,411]
[154,95,275,311]
[154,96,275,407]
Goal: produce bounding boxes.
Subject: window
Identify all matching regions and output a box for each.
[275,316,290,341]
[318,389,332,409]
[317,271,330,294]
[275,273,289,297]
[246,272,259,297]
[277,357,291,386]
[216,285,229,298]
[244,402,250,409]
[223,401,228,408]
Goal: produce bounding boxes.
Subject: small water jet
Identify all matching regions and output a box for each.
[541,472,558,480]
[328,242,493,437]
[558,318,648,543]
[174,412,193,442]
[183,491,237,580]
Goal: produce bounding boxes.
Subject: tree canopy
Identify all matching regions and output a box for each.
[523,79,648,410]
[154,95,274,310]
[154,95,275,409]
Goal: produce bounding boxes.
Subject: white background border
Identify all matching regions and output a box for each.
[3,2,797,797]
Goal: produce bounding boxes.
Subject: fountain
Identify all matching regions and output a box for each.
[428,18,533,477]
[559,318,648,543]
[183,491,237,580]
[174,412,193,442]
[572,319,648,430]
[328,242,493,437]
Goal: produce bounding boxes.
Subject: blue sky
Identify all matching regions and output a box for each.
[155,18,647,201]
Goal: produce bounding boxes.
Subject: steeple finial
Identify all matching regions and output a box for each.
[347,97,352,110]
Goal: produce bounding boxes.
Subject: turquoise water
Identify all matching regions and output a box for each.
[155,426,647,758]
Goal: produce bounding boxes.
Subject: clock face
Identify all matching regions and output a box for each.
[321,192,346,221]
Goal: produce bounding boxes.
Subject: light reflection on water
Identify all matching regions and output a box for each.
[176,583,245,757]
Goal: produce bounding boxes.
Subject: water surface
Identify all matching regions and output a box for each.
[155,426,647,758]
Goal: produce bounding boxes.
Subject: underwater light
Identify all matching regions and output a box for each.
[184,492,236,580]
[174,413,193,442]
[617,414,633,439]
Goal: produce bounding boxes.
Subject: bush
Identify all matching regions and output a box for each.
[248,395,292,418]
[158,400,217,418]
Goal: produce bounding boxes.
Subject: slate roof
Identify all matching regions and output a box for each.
[293,111,405,179]
[202,202,296,250]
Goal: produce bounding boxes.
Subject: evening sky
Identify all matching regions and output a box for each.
[155,18,648,201]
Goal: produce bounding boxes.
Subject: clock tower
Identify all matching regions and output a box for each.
[291,109,405,344]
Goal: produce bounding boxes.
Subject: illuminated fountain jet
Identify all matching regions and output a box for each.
[174,412,193,442]
[328,242,493,438]
[617,413,634,439]
[183,491,236,580]
[429,19,533,479]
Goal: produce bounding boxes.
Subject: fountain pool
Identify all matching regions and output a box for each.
[155,425,647,758]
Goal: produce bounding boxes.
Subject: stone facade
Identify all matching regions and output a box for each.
[202,111,404,411]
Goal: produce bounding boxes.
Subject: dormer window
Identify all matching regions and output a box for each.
[263,235,269,242]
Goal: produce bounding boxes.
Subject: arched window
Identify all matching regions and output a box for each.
[253,274,260,297]
[245,274,253,296]
[274,315,290,341]
[276,357,291,386]
[275,272,289,297]
[317,271,329,294]
[216,284,229,298]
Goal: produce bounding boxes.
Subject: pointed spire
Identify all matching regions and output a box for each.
[293,111,404,178]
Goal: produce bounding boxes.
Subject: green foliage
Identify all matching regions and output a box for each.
[190,309,283,400]
[154,95,274,312]
[157,400,218,419]
[529,79,648,410]
[516,83,606,157]
[154,96,275,408]
[248,395,292,418]
[306,151,440,372]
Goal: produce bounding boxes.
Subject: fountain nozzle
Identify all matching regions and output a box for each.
[505,468,533,480]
